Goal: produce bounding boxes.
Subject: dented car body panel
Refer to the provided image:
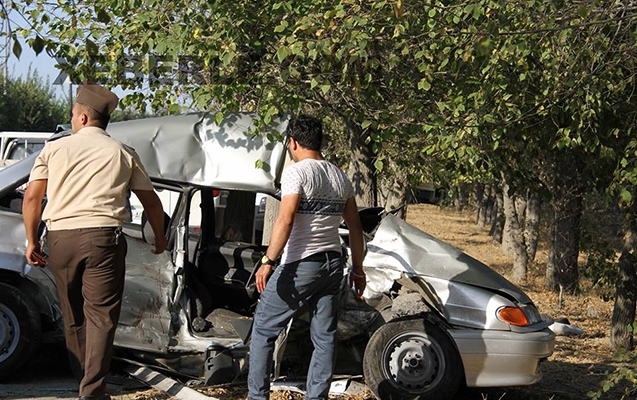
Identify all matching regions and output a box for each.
[0,113,553,396]
[364,215,531,305]
[0,210,30,275]
[114,235,174,353]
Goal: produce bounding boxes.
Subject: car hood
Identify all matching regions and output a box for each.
[107,112,289,193]
[363,214,532,304]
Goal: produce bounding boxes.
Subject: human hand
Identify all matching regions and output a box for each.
[256,264,273,293]
[152,235,167,254]
[349,269,366,301]
[26,243,47,267]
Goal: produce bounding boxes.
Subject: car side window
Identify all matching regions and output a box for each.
[219,190,274,245]
[0,188,26,213]
[187,188,274,245]
[219,190,256,243]
[6,140,46,161]
[127,186,180,226]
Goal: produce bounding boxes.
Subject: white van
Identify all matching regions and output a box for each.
[0,131,53,169]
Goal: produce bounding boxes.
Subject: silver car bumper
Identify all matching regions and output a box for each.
[450,328,555,387]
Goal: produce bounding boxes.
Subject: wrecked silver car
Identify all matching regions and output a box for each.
[0,112,554,400]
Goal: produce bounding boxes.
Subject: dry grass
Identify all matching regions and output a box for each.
[127,204,632,400]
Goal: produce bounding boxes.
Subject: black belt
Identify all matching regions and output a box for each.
[301,251,342,262]
[56,226,121,232]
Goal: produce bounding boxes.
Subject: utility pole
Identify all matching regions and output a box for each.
[68,76,73,118]
[0,12,9,94]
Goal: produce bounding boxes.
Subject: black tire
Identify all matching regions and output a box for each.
[0,282,42,380]
[363,319,463,400]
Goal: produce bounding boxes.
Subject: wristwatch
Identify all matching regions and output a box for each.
[261,255,274,266]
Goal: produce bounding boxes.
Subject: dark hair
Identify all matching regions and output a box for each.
[286,115,323,151]
[77,103,110,128]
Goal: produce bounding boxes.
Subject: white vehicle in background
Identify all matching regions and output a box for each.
[0,132,53,169]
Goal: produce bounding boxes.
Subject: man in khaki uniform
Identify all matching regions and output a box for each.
[22,83,167,400]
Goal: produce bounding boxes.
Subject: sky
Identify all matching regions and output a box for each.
[6,37,136,103]
[4,4,205,114]
[3,8,187,112]
[6,38,70,98]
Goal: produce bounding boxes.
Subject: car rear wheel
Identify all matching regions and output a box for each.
[363,319,462,400]
[0,282,41,380]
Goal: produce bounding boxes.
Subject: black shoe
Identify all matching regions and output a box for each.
[78,395,111,400]
[105,372,148,390]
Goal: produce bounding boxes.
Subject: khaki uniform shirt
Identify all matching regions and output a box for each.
[29,126,154,230]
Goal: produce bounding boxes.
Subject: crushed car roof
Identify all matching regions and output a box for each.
[107,112,289,193]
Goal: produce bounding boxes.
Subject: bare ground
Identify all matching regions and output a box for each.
[127,204,632,400]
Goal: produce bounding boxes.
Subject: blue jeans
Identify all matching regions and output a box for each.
[248,251,343,400]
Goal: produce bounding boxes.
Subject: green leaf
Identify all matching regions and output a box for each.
[86,39,98,55]
[214,111,224,125]
[97,9,111,23]
[12,38,22,59]
[31,36,45,56]
[361,120,372,129]
[274,20,289,33]
[168,103,181,114]
[374,159,384,172]
[472,5,483,19]
[221,50,235,66]
[620,189,632,203]
[320,83,330,95]
[276,47,289,63]
[418,79,431,91]
[463,4,474,19]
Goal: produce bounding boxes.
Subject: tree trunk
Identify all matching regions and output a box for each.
[515,196,527,224]
[502,178,528,284]
[502,203,513,254]
[490,186,505,244]
[485,185,496,225]
[545,153,584,294]
[524,192,541,263]
[545,223,559,291]
[378,159,409,219]
[347,123,377,207]
[476,183,486,227]
[454,183,470,211]
[610,194,637,350]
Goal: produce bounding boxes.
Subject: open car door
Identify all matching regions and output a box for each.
[116,184,182,353]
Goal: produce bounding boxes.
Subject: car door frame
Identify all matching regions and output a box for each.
[115,180,186,354]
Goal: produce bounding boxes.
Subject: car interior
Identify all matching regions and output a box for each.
[182,188,268,339]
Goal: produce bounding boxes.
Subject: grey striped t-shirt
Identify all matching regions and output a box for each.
[280,159,353,264]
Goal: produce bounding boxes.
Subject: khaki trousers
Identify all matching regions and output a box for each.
[48,227,127,397]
